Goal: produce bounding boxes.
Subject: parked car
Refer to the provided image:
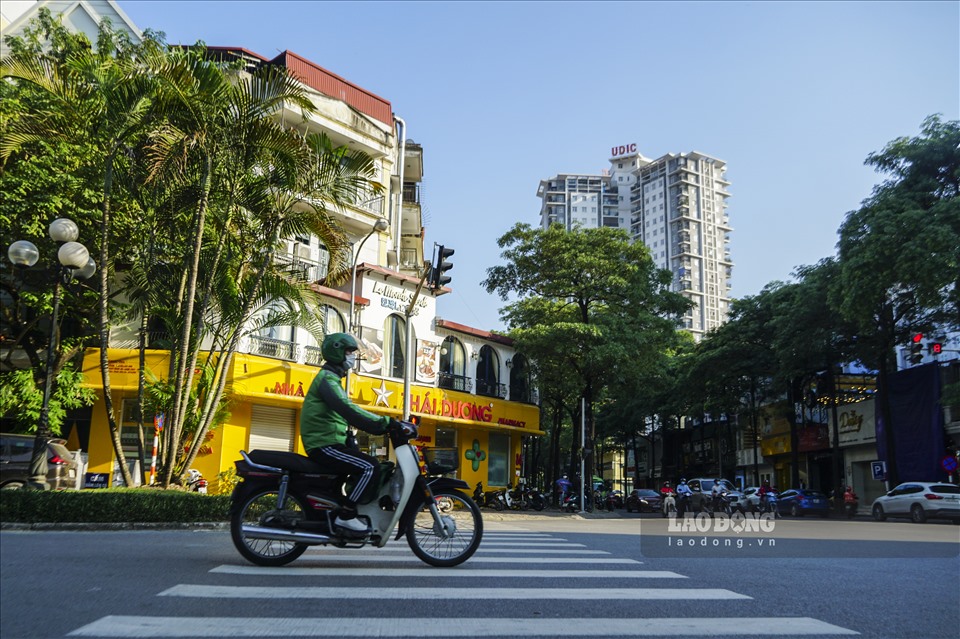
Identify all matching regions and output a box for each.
[777,488,829,517]
[688,478,745,513]
[0,433,78,490]
[871,482,960,523]
[742,486,762,512]
[625,488,663,513]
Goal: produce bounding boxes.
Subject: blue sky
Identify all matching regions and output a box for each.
[118,1,959,332]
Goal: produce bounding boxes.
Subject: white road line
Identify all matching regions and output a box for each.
[302,547,607,554]
[475,542,586,547]
[293,556,640,564]
[159,585,747,600]
[68,616,858,637]
[210,565,685,578]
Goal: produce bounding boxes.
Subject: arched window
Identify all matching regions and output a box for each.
[476,345,502,398]
[438,336,470,392]
[320,305,346,335]
[509,353,533,403]
[383,314,407,379]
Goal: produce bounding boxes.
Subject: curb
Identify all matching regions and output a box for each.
[1,521,229,531]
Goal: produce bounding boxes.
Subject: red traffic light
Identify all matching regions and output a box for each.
[931,343,943,355]
[912,333,924,343]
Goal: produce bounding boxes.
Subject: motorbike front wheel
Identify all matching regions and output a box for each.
[407,490,483,567]
[231,487,310,567]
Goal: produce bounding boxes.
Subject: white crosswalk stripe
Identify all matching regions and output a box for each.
[68,616,859,637]
[66,529,859,637]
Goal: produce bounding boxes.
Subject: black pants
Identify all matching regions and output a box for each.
[308,444,380,509]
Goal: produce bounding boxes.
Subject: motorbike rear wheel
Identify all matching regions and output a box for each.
[531,494,546,511]
[407,490,483,567]
[231,487,310,566]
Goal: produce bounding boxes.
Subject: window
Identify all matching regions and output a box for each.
[383,314,407,379]
[476,345,501,398]
[509,354,533,403]
[438,336,469,392]
[320,305,345,335]
[487,434,510,486]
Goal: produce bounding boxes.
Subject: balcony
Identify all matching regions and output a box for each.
[402,184,420,205]
[438,372,472,393]
[304,345,324,366]
[356,195,385,216]
[476,378,507,399]
[249,335,298,361]
[275,252,329,283]
[510,387,540,405]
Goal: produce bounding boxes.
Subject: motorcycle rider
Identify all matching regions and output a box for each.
[843,485,859,516]
[711,478,725,511]
[661,481,676,516]
[555,474,573,507]
[301,333,406,533]
[758,480,778,516]
[675,478,693,515]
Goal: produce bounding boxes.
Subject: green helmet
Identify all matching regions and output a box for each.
[321,332,358,364]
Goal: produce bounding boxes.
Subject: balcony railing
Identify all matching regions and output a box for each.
[303,345,324,366]
[476,378,507,399]
[438,372,472,393]
[357,195,384,216]
[510,387,540,405]
[275,252,329,283]
[402,184,420,205]
[249,335,298,361]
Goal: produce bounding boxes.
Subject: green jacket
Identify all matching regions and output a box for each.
[300,365,390,451]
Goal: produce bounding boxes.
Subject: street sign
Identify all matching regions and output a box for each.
[84,473,109,489]
[941,456,958,474]
[871,461,887,481]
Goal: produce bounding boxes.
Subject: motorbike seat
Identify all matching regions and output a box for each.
[247,450,340,478]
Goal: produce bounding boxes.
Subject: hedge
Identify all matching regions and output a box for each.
[0,488,231,524]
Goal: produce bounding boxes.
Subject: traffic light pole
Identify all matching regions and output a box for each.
[402,265,430,420]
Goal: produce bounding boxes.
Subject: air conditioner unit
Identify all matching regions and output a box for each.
[297,245,312,260]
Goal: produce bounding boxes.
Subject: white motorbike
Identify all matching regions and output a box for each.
[662,492,677,517]
[229,420,482,567]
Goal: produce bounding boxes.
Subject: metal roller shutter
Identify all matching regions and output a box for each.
[249,405,296,452]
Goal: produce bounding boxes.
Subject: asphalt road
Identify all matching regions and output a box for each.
[1,512,957,638]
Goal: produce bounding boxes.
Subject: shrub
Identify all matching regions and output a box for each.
[0,488,231,524]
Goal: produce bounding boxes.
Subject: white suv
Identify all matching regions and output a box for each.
[871,482,960,523]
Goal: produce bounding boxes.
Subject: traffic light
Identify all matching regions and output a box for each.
[429,245,454,290]
[909,333,924,364]
[929,341,943,356]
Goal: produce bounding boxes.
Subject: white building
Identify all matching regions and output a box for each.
[537,144,733,340]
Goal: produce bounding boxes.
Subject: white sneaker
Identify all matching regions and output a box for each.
[334,516,368,533]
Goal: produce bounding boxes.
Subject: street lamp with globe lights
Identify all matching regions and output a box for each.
[7,217,96,490]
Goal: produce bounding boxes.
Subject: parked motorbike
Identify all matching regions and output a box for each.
[229,420,483,567]
[186,469,207,494]
[522,485,547,512]
[560,492,580,512]
[472,482,502,511]
[504,483,529,511]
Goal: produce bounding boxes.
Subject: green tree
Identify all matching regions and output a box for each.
[833,115,960,486]
[484,223,690,503]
